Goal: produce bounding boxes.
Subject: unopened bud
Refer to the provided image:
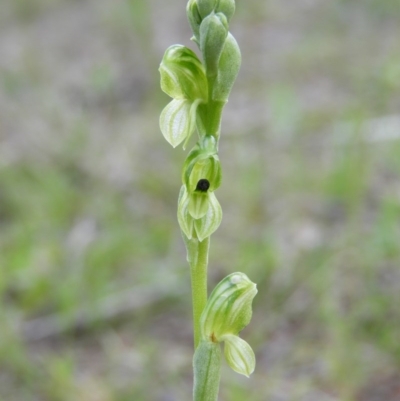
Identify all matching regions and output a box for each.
[213,33,241,101]
[196,0,217,19]
[200,13,228,77]
[216,0,235,21]
[187,0,202,44]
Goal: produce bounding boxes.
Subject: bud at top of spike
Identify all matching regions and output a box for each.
[159,45,208,101]
[191,0,235,22]
[196,0,216,19]
[200,272,257,341]
[213,33,241,101]
[187,0,202,44]
[200,13,228,77]
[216,0,235,21]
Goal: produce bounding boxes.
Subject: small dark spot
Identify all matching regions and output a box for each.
[196,179,210,192]
[210,332,218,343]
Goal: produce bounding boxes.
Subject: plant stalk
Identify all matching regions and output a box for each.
[197,76,226,140]
[193,340,221,401]
[187,236,210,349]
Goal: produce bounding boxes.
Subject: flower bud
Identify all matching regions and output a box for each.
[216,0,235,21]
[195,0,235,21]
[196,0,217,19]
[200,13,228,77]
[200,272,257,341]
[222,334,255,377]
[159,45,208,102]
[213,33,241,101]
[187,0,202,44]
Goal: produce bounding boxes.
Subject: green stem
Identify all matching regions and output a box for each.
[206,100,225,138]
[197,74,226,140]
[186,236,210,349]
[193,340,221,401]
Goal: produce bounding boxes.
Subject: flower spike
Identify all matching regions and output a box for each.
[159,1,256,399]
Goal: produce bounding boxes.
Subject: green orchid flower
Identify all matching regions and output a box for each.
[178,184,222,242]
[199,272,257,377]
[159,45,208,148]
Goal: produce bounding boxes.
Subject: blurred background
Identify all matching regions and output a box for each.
[1,0,400,400]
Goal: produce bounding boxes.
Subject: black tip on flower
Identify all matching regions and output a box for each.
[196,179,210,192]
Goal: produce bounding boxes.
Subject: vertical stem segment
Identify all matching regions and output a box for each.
[186,236,210,349]
[193,340,221,401]
[196,74,226,140]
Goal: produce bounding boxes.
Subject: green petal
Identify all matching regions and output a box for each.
[200,272,257,340]
[188,155,221,193]
[189,191,210,219]
[183,100,202,150]
[160,99,196,148]
[222,334,255,377]
[159,45,208,101]
[194,192,222,241]
[182,136,222,193]
[177,185,194,238]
